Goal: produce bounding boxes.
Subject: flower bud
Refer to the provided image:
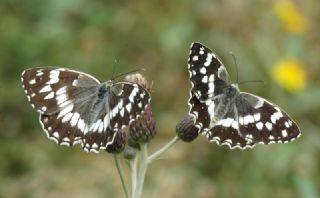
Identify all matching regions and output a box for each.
[176,115,199,142]
[106,129,126,154]
[128,104,156,146]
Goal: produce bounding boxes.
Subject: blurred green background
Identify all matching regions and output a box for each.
[0,0,319,197]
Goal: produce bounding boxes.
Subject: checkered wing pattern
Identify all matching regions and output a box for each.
[206,93,301,149]
[188,42,231,131]
[187,42,301,149]
[21,67,151,153]
[188,42,230,101]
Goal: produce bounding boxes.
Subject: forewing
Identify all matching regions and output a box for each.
[107,82,151,130]
[21,67,100,114]
[188,42,230,101]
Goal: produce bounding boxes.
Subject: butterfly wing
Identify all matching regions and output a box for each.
[81,82,151,152]
[206,93,301,149]
[188,43,232,131]
[22,67,151,152]
[188,42,230,101]
[21,67,100,114]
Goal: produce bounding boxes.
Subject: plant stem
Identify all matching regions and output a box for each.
[114,155,129,198]
[134,144,149,198]
[130,154,138,197]
[148,136,179,162]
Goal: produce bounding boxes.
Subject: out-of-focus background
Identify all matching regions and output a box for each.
[0,0,319,197]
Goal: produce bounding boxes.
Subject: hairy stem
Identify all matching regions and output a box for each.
[114,155,129,198]
[134,144,149,198]
[130,155,138,198]
[148,136,179,162]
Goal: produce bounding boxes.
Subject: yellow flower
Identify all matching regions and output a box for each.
[274,0,308,34]
[272,59,307,93]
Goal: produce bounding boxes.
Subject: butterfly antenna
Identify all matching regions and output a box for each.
[238,79,265,85]
[229,52,239,83]
[111,59,118,79]
[112,68,145,80]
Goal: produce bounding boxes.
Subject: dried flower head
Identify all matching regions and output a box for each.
[106,129,126,154]
[125,73,152,91]
[176,115,199,142]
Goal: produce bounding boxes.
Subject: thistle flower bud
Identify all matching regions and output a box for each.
[106,129,126,154]
[125,73,156,146]
[128,104,156,146]
[176,115,199,142]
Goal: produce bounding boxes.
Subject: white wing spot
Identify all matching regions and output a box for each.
[202,75,208,83]
[126,103,132,112]
[200,67,206,74]
[129,87,139,103]
[36,71,44,76]
[41,106,47,111]
[56,94,68,105]
[192,56,198,61]
[44,91,55,100]
[98,122,104,133]
[271,111,283,124]
[72,79,78,86]
[281,130,288,137]
[47,70,60,84]
[253,113,261,122]
[243,115,254,125]
[29,79,36,85]
[231,121,239,130]
[70,112,80,127]
[256,122,263,130]
[204,53,212,67]
[58,104,74,119]
[284,121,289,128]
[56,86,67,95]
[39,85,52,93]
[53,132,60,138]
[77,118,86,132]
[120,108,125,117]
[265,122,273,131]
[62,112,73,123]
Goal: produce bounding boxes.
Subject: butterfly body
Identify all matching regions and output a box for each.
[21,67,150,152]
[188,42,301,149]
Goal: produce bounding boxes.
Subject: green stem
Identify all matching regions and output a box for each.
[134,144,149,198]
[114,155,129,198]
[130,154,138,198]
[148,136,179,162]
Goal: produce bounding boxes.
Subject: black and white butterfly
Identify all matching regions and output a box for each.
[21,67,151,153]
[188,42,301,149]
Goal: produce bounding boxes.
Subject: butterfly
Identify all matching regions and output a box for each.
[187,42,301,149]
[21,67,151,153]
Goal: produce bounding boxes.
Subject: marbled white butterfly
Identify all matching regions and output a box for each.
[188,42,301,149]
[21,67,151,153]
